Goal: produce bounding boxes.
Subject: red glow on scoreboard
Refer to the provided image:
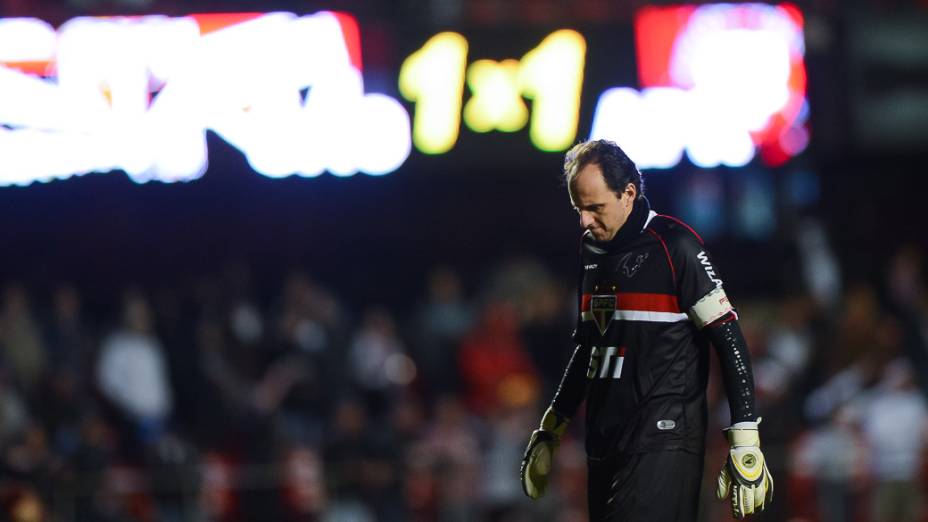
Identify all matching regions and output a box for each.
[633,3,808,167]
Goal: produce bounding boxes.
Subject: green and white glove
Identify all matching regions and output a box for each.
[520,407,569,499]
[717,419,774,518]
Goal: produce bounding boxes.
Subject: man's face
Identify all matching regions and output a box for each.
[569,163,635,242]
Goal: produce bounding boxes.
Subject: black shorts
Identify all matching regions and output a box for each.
[587,450,704,522]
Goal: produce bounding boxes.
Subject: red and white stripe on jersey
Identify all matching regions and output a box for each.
[581,292,690,323]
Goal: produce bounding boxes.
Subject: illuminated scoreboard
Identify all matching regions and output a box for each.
[0,3,807,187]
[0,12,410,184]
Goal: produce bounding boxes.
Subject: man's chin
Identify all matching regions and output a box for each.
[592,230,619,242]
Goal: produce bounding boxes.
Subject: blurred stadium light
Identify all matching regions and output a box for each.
[591,3,808,169]
[0,11,410,185]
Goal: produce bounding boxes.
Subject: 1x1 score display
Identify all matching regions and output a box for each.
[399,30,586,155]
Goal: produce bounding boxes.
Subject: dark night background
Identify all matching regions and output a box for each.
[1,1,927,521]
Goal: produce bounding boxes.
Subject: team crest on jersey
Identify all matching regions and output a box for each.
[620,252,649,278]
[590,295,616,336]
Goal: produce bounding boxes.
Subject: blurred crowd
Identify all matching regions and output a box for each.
[2,236,928,522]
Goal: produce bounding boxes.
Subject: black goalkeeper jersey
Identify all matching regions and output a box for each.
[553,199,734,459]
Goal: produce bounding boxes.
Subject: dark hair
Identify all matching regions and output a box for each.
[563,139,644,198]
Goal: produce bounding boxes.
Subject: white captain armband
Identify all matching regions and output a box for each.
[689,287,734,328]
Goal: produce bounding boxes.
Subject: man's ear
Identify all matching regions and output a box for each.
[624,183,637,203]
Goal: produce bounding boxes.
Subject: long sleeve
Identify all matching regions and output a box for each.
[550,256,592,418]
[705,316,757,423]
[550,343,591,418]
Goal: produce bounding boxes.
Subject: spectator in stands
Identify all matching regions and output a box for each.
[348,307,416,413]
[409,267,473,398]
[96,290,173,450]
[792,404,866,522]
[0,284,47,394]
[458,300,538,417]
[851,358,928,522]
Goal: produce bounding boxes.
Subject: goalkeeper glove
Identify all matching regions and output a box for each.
[717,418,774,519]
[520,407,569,499]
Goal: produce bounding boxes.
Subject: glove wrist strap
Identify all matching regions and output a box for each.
[540,407,569,438]
[724,417,761,446]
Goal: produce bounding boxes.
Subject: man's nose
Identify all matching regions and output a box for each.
[580,211,594,229]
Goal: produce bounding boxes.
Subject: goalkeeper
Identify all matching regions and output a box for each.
[521,140,772,521]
